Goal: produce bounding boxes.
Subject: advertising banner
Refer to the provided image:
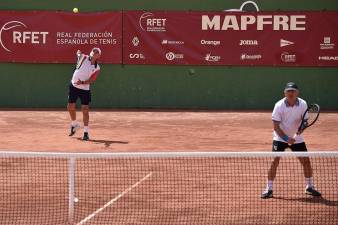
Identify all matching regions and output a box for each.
[0,11,122,63]
[123,11,338,66]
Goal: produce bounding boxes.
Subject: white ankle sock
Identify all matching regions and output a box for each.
[84,126,89,133]
[305,177,313,188]
[267,180,273,191]
[71,120,77,126]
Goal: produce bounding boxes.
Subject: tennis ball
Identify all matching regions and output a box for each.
[74,197,79,203]
[189,68,195,75]
[73,8,79,13]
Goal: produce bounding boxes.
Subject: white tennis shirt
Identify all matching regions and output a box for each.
[272,97,307,144]
[71,54,100,91]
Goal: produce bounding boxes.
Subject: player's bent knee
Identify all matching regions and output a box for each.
[67,103,76,111]
[301,160,311,166]
[81,105,89,113]
[273,157,280,164]
[298,157,310,164]
[270,158,280,168]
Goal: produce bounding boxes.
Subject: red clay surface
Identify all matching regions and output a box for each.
[1,155,337,225]
[0,110,337,225]
[0,110,337,152]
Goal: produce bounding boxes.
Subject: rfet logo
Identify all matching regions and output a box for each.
[139,12,167,32]
[281,52,296,63]
[0,21,49,52]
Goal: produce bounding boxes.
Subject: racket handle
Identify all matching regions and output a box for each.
[293,132,301,138]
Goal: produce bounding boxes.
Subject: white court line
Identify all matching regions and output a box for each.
[76,172,153,225]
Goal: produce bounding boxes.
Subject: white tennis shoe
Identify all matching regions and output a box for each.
[69,123,81,136]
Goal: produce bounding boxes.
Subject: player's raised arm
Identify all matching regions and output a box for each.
[76,50,82,60]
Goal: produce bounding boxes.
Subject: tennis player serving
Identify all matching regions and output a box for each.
[67,48,101,141]
[261,82,321,198]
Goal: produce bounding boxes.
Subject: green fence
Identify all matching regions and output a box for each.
[0,0,337,109]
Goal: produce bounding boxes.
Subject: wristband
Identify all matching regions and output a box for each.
[282,135,289,142]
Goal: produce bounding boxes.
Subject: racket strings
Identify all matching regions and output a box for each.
[306,105,320,125]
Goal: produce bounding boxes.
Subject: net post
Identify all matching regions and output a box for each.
[68,157,76,225]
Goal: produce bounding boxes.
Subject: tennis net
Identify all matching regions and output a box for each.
[0,151,337,225]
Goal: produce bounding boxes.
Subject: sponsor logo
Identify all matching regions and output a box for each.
[201,39,221,46]
[240,54,262,60]
[239,40,258,46]
[320,37,334,50]
[139,12,166,32]
[129,53,145,59]
[225,1,260,12]
[0,20,49,52]
[132,37,140,46]
[280,39,294,47]
[205,53,221,62]
[281,52,296,62]
[318,56,338,61]
[165,52,184,61]
[201,15,306,31]
[162,40,184,45]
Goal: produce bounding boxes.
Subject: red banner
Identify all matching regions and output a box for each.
[1,10,338,66]
[123,11,338,66]
[0,11,122,63]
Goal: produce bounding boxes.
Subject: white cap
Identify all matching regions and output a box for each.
[91,47,102,55]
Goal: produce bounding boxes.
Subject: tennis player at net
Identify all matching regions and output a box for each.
[67,48,101,141]
[261,82,321,198]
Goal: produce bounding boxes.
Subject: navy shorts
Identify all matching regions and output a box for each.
[68,83,91,105]
[272,140,307,152]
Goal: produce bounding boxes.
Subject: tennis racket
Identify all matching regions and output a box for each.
[297,103,320,134]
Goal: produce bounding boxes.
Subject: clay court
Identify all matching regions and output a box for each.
[1,110,337,152]
[1,1,338,224]
[0,110,337,225]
